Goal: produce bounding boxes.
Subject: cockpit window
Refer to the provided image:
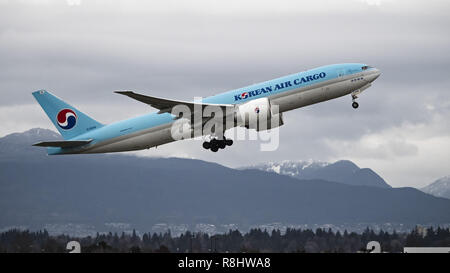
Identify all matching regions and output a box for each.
[362,66,369,70]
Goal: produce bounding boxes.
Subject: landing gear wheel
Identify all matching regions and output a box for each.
[210,139,218,147]
[202,141,210,149]
[204,137,234,152]
[352,101,359,109]
[218,140,226,149]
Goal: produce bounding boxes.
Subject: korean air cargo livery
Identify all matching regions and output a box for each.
[32,63,381,154]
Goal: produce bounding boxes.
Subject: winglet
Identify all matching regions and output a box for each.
[114,90,134,95]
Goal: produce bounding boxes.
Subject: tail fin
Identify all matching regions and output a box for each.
[32,90,103,140]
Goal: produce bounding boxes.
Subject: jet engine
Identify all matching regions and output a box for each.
[236,97,284,131]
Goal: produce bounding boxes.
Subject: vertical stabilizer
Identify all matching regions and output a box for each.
[32,90,103,140]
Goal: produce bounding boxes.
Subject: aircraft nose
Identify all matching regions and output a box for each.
[374,68,381,78]
[368,68,381,82]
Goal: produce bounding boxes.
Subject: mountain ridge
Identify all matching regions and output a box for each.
[1,128,449,231]
[242,159,391,188]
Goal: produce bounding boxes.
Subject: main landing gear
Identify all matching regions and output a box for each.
[202,138,233,152]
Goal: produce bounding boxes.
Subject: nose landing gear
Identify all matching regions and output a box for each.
[351,93,359,109]
[202,138,233,152]
[350,83,372,109]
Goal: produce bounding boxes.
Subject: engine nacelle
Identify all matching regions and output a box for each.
[236,97,284,131]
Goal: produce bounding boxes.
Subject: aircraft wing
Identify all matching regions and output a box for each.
[32,139,93,148]
[115,91,235,114]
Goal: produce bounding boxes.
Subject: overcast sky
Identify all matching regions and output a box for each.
[1,0,449,188]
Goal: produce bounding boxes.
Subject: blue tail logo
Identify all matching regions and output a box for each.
[32,90,103,140]
[57,109,77,130]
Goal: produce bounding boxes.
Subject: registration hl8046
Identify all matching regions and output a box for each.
[178,256,271,270]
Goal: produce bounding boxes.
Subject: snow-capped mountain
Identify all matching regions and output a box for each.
[258,160,330,177]
[421,176,450,199]
[242,159,391,188]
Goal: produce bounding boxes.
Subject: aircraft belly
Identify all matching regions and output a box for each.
[84,126,174,153]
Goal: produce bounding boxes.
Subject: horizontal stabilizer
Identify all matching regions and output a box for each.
[32,139,93,148]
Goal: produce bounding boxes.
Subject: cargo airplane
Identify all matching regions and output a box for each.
[32,63,381,154]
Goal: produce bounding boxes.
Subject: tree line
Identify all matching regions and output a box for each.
[0,226,449,253]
